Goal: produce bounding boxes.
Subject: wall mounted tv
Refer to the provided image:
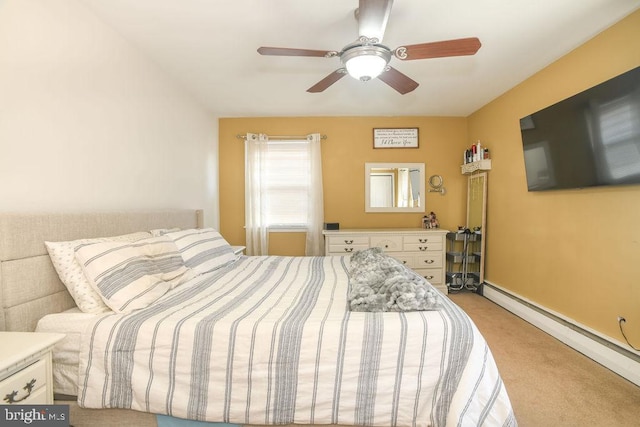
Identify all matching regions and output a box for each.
[520,65,640,191]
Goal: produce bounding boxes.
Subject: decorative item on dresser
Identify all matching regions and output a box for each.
[323,228,449,294]
[0,332,65,405]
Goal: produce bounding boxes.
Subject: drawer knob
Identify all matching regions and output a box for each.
[344,248,353,253]
[419,246,428,251]
[3,378,36,404]
[425,275,434,280]
[344,239,353,244]
[384,244,389,248]
[423,259,435,264]
[419,238,428,243]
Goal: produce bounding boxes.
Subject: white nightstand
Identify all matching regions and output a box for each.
[0,332,65,405]
[231,245,246,255]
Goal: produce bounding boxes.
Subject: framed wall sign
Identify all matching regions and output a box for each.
[373,128,419,148]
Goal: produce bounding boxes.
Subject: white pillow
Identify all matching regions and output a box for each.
[74,236,190,313]
[45,231,151,313]
[164,228,237,275]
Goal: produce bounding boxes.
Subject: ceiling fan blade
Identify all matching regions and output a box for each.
[257,47,334,57]
[378,66,419,94]
[357,0,394,42]
[395,37,481,60]
[307,69,347,93]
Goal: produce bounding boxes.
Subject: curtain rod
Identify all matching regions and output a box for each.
[236,134,327,141]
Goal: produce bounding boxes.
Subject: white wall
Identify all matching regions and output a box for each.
[0,0,219,227]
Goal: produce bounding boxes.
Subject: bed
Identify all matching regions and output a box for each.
[0,210,517,427]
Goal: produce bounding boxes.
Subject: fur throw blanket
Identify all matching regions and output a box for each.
[348,247,441,312]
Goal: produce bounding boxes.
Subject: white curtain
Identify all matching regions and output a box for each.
[244,133,324,256]
[305,133,325,256]
[244,133,269,255]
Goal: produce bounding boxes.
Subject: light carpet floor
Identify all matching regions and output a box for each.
[448,291,640,427]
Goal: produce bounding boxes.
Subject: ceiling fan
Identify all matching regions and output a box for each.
[257,0,481,95]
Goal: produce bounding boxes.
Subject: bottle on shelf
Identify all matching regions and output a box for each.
[463,141,490,164]
[461,144,492,174]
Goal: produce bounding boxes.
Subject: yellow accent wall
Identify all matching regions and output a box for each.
[468,10,640,344]
[219,116,469,253]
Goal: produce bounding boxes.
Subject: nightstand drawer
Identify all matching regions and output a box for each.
[0,358,47,405]
[20,384,48,404]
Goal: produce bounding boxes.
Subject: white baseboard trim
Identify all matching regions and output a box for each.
[482,282,640,387]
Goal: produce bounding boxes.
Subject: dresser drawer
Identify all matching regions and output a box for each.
[327,235,369,254]
[404,235,442,245]
[412,252,443,268]
[388,256,443,285]
[391,254,413,266]
[404,241,443,252]
[395,253,443,269]
[414,268,444,285]
[327,235,368,246]
[370,235,403,252]
[328,244,369,254]
[0,358,47,405]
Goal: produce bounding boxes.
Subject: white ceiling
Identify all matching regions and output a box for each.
[80,0,640,118]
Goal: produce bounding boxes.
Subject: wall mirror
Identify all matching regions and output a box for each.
[467,172,488,283]
[365,162,425,213]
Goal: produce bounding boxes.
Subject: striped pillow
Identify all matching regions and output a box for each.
[164,228,237,275]
[74,236,190,313]
[45,231,152,313]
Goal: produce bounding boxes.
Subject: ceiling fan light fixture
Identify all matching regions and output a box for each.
[257,3,481,94]
[342,45,391,81]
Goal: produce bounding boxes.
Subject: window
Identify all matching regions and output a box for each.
[261,141,312,229]
[244,133,324,256]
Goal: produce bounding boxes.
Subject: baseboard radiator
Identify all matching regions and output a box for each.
[482,282,640,387]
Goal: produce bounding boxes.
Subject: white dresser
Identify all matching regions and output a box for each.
[0,332,65,405]
[323,228,449,293]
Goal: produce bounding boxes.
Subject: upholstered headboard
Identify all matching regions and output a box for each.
[0,209,203,332]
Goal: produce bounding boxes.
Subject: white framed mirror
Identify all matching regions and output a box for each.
[365,162,425,213]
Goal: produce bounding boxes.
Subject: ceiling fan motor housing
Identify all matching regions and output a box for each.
[341,44,391,81]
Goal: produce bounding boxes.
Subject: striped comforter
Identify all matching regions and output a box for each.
[77,255,516,427]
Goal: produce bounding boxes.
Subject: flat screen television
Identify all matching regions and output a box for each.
[519,65,640,191]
